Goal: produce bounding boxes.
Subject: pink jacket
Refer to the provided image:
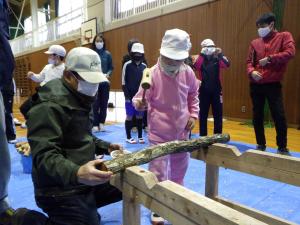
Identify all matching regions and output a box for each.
[133,62,199,143]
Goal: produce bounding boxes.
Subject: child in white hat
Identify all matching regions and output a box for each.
[27,45,66,86]
[133,29,199,224]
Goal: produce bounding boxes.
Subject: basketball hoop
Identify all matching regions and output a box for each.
[81,18,97,45]
[84,36,92,44]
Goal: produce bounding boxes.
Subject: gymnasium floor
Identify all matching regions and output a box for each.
[8,93,300,224]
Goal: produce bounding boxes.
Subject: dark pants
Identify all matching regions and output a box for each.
[1,91,16,140]
[250,82,287,148]
[93,82,110,126]
[199,91,223,136]
[17,183,122,225]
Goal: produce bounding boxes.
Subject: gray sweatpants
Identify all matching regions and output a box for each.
[0,92,10,213]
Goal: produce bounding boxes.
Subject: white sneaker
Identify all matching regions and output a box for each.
[151,212,165,224]
[21,122,27,129]
[92,126,100,133]
[8,139,18,144]
[126,138,137,144]
[138,138,145,144]
[99,123,105,132]
[13,118,22,126]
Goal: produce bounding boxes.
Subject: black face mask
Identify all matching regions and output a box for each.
[132,55,143,62]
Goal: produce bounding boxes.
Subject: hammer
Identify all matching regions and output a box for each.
[141,68,152,101]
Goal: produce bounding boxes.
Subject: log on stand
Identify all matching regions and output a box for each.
[99,134,230,173]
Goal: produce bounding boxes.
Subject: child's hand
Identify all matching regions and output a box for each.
[134,99,147,111]
[185,117,196,131]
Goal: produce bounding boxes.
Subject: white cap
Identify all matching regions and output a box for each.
[201,39,215,47]
[45,45,66,57]
[65,47,107,84]
[160,28,191,60]
[131,43,144,53]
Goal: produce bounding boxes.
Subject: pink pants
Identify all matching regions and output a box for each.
[148,141,190,185]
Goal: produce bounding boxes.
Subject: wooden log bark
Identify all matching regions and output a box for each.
[99,134,230,173]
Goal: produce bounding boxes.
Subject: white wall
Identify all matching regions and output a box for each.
[86,0,105,33]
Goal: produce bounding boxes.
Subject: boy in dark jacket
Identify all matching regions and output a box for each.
[122,43,147,144]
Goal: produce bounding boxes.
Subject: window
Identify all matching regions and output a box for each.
[110,0,180,21]
[24,11,47,33]
[57,0,85,37]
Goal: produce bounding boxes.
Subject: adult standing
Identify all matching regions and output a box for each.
[246,12,295,155]
[194,39,230,136]
[91,33,112,132]
[0,0,16,223]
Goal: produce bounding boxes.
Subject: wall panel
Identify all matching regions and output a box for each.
[15,0,299,124]
[103,0,299,124]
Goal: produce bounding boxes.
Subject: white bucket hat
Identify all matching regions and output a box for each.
[131,43,144,53]
[45,45,66,57]
[160,28,191,60]
[201,39,215,47]
[65,47,107,84]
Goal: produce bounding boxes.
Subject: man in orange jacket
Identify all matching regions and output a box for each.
[246,12,295,155]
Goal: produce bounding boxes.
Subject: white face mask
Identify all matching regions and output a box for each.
[48,58,56,65]
[95,42,104,50]
[201,47,216,55]
[159,57,182,77]
[258,26,271,38]
[77,80,99,96]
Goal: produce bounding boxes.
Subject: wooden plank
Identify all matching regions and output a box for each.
[112,169,198,225]
[191,144,300,186]
[216,197,298,225]
[123,182,141,225]
[126,183,199,225]
[205,163,219,199]
[116,166,268,225]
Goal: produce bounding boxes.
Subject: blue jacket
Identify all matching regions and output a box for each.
[0,2,15,90]
[122,60,147,100]
[94,48,113,78]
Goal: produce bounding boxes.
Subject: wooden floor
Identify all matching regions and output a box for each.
[13,96,300,152]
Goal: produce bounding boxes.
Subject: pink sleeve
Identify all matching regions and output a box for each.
[187,71,200,119]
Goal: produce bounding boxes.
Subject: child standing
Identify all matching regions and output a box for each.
[194,39,230,136]
[133,29,199,224]
[122,43,147,144]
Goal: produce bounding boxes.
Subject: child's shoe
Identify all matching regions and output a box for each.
[150,212,165,225]
[92,126,100,133]
[99,123,105,132]
[126,138,137,144]
[138,138,145,144]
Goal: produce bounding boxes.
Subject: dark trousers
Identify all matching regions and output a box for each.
[93,82,110,126]
[199,91,223,136]
[17,183,122,225]
[1,91,16,140]
[250,82,287,148]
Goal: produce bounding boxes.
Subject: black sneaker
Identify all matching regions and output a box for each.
[0,208,15,225]
[256,145,266,151]
[277,147,291,156]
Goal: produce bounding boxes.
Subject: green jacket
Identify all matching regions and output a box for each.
[27,78,111,194]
